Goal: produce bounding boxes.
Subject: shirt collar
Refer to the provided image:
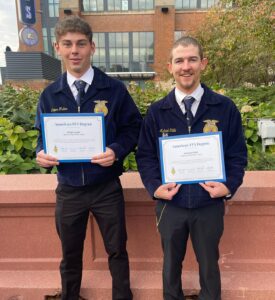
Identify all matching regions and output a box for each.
[175,84,204,106]
[67,66,94,89]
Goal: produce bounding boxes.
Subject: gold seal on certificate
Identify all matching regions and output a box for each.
[159,132,226,184]
[41,113,106,162]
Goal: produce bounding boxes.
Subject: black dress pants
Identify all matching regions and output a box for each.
[55,178,133,300]
[156,201,224,300]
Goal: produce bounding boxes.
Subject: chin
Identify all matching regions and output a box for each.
[71,67,83,73]
[181,83,193,90]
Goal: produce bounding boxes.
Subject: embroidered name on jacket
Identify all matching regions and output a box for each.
[51,107,68,112]
[160,128,177,137]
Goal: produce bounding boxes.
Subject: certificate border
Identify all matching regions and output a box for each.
[41,113,106,163]
[159,132,226,184]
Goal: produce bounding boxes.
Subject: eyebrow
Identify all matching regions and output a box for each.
[174,56,199,60]
[60,39,89,43]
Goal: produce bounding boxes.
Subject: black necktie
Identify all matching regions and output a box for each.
[183,96,195,133]
[74,80,86,107]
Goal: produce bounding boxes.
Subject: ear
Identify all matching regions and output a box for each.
[167,61,173,74]
[201,58,208,71]
[90,41,96,55]
[54,42,60,55]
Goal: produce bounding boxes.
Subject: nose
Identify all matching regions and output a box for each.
[182,60,191,70]
[71,43,78,54]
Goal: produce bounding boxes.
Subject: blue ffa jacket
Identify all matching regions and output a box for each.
[136,84,247,208]
[35,67,142,186]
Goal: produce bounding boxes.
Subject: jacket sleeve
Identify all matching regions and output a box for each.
[136,107,162,198]
[34,92,45,154]
[108,87,142,161]
[224,102,247,198]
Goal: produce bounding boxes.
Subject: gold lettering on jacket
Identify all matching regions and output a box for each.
[51,107,68,112]
[160,128,176,137]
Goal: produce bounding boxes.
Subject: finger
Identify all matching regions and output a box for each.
[92,157,113,164]
[165,182,177,190]
[204,181,219,187]
[37,159,59,167]
[92,157,115,166]
[92,153,113,161]
[37,154,58,163]
[199,183,213,194]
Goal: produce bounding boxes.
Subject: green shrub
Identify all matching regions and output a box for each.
[247,147,275,171]
[0,117,39,174]
[225,85,275,104]
[123,151,138,172]
[0,85,40,130]
[0,83,274,173]
[224,88,275,157]
[128,81,169,116]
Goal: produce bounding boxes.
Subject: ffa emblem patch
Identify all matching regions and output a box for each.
[171,167,176,175]
[94,100,108,116]
[203,120,219,133]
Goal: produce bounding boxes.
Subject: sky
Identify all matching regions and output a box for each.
[0,0,19,82]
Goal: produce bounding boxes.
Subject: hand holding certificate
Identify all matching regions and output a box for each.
[159,132,226,184]
[41,113,106,162]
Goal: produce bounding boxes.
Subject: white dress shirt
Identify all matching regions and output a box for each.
[67,67,94,101]
[175,84,204,117]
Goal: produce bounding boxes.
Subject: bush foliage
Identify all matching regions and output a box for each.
[0,83,274,173]
[196,0,274,87]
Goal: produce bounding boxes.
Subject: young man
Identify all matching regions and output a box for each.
[35,16,142,300]
[136,37,247,300]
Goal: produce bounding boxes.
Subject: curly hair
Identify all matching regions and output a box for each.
[55,15,93,42]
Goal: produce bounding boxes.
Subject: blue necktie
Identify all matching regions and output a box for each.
[74,80,86,107]
[183,96,195,133]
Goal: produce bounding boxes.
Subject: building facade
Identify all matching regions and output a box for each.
[15,0,217,81]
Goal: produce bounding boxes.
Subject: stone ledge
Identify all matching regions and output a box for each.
[0,171,274,204]
[0,171,275,299]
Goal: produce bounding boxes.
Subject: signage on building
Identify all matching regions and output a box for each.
[17,0,36,25]
[19,26,39,46]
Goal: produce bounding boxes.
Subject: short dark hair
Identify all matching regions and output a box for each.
[170,36,204,61]
[55,16,93,42]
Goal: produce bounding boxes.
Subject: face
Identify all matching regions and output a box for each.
[55,32,95,78]
[168,44,208,94]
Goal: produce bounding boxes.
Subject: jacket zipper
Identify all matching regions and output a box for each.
[78,103,85,185]
[188,123,191,207]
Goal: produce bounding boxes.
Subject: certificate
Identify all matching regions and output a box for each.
[159,132,226,184]
[41,113,106,162]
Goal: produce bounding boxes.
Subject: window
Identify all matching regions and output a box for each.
[132,0,154,10]
[82,0,154,12]
[109,32,129,71]
[49,0,59,17]
[42,28,57,57]
[92,32,154,72]
[107,0,129,11]
[42,28,49,54]
[83,0,104,11]
[93,33,106,71]
[132,32,154,71]
[175,0,218,9]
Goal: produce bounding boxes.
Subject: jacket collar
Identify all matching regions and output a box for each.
[159,84,224,125]
[160,83,223,111]
[52,66,111,97]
